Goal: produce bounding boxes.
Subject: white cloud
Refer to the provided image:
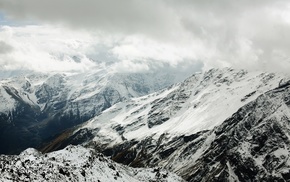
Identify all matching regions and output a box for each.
[0,25,97,72]
[112,60,150,73]
[0,0,290,73]
[111,35,202,66]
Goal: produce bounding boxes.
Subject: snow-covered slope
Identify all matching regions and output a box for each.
[0,66,185,154]
[0,145,184,182]
[42,68,290,181]
[64,68,285,144]
[179,76,290,181]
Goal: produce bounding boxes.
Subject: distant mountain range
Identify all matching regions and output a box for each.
[0,68,185,154]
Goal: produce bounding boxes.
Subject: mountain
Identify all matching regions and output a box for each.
[0,145,184,182]
[0,67,186,154]
[179,74,290,181]
[42,68,290,181]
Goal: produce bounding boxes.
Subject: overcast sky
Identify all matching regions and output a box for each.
[0,0,290,74]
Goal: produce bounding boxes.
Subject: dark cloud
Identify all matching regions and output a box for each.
[0,0,179,39]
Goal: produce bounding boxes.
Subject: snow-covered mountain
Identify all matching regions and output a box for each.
[45,68,285,146]
[178,76,290,181]
[0,145,184,182]
[42,68,290,181]
[0,67,186,154]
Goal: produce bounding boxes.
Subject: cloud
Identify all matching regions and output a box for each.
[0,0,180,40]
[0,0,290,73]
[111,35,202,66]
[0,25,97,72]
[0,24,203,74]
[0,41,13,54]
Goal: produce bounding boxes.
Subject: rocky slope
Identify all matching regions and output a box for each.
[0,145,184,182]
[182,77,290,181]
[0,67,184,154]
[42,68,290,181]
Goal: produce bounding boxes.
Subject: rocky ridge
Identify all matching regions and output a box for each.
[0,145,184,182]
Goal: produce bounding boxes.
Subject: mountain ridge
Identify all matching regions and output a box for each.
[41,68,290,181]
